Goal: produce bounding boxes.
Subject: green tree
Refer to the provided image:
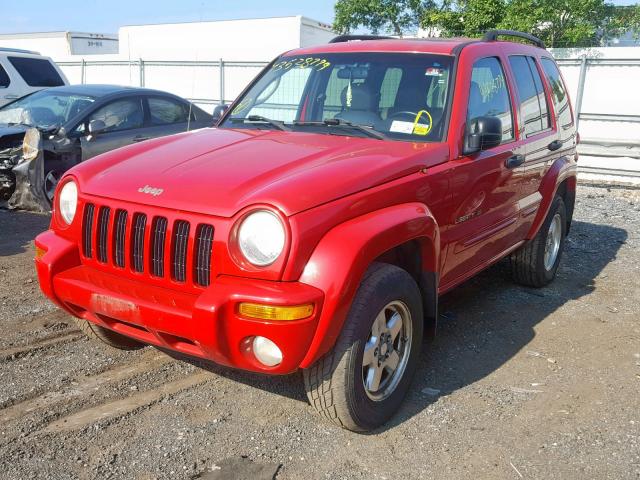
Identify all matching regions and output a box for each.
[422,0,506,37]
[498,0,608,47]
[334,0,640,47]
[333,0,426,36]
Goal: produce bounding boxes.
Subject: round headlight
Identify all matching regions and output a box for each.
[58,180,78,225]
[238,210,285,266]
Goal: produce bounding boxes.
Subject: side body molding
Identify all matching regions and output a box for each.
[298,202,440,368]
[526,156,578,240]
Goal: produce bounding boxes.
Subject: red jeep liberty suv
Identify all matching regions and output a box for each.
[35,30,577,431]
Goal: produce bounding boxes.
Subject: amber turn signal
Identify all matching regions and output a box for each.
[238,303,314,321]
[35,245,46,260]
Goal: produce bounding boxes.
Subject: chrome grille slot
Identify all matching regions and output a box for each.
[113,209,128,268]
[82,203,95,258]
[150,217,168,277]
[171,220,190,282]
[131,213,147,273]
[96,206,111,263]
[194,224,214,286]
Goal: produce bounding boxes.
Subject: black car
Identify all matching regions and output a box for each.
[0,84,212,211]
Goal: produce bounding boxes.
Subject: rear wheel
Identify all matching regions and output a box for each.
[510,195,567,287]
[73,318,144,351]
[303,263,423,432]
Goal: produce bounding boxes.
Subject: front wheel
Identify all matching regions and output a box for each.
[73,318,144,351]
[303,263,423,432]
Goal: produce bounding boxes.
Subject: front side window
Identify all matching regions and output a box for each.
[541,58,573,129]
[467,57,514,142]
[508,56,550,137]
[222,53,454,142]
[86,98,144,133]
[0,90,95,127]
[148,97,189,125]
[8,57,64,87]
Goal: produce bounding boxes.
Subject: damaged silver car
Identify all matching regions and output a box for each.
[0,84,212,211]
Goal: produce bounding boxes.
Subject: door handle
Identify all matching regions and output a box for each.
[547,140,562,151]
[4,94,19,100]
[505,154,525,169]
[132,136,150,142]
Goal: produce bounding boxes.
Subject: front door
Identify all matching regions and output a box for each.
[80,97,145,160]
[441,56,524,288]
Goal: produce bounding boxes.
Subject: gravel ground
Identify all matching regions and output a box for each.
[0,185,639,480]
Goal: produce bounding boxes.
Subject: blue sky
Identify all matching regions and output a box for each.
[0,0,637,34]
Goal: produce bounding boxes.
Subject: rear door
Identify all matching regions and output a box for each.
[506,55,557,226]
[140,95,197,139]
[79,96,146,159]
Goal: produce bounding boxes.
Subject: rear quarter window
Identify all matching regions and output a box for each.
[8,57,65,87]
[541,58,574,129]
[0,65,9,88]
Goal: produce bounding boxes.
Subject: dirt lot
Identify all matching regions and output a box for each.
[0,185,638,480]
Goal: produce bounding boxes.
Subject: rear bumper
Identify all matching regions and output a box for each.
[35,230,324,374]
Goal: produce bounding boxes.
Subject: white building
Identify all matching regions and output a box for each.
[117,16,334,61]
[0,31,118,59]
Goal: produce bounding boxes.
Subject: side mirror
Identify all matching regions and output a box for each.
[88,119,107,136]
[464,116,502,154]
[212,104,229,125]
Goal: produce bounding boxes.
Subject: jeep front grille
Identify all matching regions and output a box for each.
[113,210,128,268]
[171,220,190,282]
[194,224,214,287]
[81,202,214,287]
[150,217,168,277]
[131,213,147,273]
[96,207,110,263]
[82,203,95,258]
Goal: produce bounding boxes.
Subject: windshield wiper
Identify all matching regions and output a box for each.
[293,118,386,140]
[229,115,290,131]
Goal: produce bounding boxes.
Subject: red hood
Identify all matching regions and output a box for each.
[73,127,449,217]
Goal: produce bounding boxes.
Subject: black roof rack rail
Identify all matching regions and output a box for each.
[482,30,546,49]
[329,34,394,43]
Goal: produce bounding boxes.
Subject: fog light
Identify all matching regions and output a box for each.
[238,303,313,321]
[252,336,283,367]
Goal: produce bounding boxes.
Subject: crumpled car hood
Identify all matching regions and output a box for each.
[73,127,449,218]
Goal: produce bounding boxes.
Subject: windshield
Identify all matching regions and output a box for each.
[0,90,95,128]
[221,52,454,142]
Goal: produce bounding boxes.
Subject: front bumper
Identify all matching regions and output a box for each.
[35,230,324,374]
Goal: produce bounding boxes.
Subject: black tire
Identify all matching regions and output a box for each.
[510,195,567,287]
[303,263,423,432]
[73,318,144,351]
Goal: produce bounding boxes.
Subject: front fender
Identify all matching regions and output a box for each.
[526,155,577,240]
[298,202,439,368]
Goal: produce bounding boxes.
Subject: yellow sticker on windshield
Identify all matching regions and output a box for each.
[412,110,433,136]
[271,57,331,72]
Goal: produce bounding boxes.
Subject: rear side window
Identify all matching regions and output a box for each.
[148,97,189,125]
[8,57,64,87]
[0,65,9,88]
[541,58,573,129]
[468,57,514,142]
[508,56,550,137]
